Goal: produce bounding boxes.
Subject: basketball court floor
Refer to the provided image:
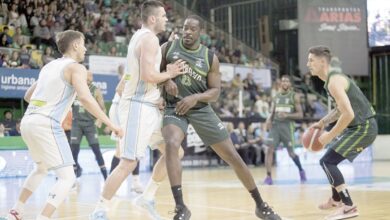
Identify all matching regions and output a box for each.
[1,160,390,220]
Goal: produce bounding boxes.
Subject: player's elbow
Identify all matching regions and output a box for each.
[345,109,355,122]
[140,71,156,83]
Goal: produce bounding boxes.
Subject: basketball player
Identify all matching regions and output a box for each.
[307,46,377,220]
[89,1,185,219]
[161,15,281,220]
[263,75,306,185]
[5,30,122,220]
[71,70,108,180]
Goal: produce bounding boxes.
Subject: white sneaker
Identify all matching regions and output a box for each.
[131,181,144,194]
[133,196,161,220]
[318,198,343,210]
[324,205,359,220]
[89,210,109,220]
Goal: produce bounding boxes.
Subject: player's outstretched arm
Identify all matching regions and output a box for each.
[66,63,123,137]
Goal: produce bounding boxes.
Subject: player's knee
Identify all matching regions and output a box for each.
[165,139,181,151]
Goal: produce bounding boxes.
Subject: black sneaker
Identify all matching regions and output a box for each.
[255,202,281,220]
[173,205,191,220]
[75,165,83,178]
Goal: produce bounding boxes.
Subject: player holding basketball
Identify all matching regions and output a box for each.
[4,30,122,220]
[263,75,306,185]
[161,15,281,220]
[307,46,377,220]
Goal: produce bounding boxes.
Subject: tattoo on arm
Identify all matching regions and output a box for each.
[320,108,341,126]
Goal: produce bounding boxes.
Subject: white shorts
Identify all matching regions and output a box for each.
[118,99,164,160]
[20,114,74,170]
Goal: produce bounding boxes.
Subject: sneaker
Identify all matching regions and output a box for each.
[263,176,273,185]
[76,165,83,178]
[133,196,161,220]
[173,205,191,220]
[89,210,109,220]
[5,209,23,220]
[299,170,307,183]
[255,202,281,220]
[318,198,343,210]
[324,205,359,220]
[131,181,144,194]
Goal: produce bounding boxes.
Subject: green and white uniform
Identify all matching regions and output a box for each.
[163,39,229,146]
[268,91,296,148]
[325,71,377,161]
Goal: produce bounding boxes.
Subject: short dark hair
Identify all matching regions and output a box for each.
[55,30,84,54]
[141,0,165,22]
[186,15,204,29]
[308,45,332,62]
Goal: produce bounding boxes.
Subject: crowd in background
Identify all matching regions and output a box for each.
[0,0,272,69]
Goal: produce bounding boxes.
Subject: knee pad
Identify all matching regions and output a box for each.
[23,163,48,191]
[47,166,76,208]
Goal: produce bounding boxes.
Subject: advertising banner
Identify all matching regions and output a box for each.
[298,0,369,76]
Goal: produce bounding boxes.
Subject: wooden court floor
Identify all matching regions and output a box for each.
[1,161,390,220]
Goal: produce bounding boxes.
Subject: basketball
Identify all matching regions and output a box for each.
[302,127,324,152]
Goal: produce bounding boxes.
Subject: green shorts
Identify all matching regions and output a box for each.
[163,105,229,146]
[267,121,295,148]
[328,117,378,162]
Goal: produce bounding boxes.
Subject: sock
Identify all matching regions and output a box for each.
[100,166,107,180]
[171,185,185,207]
[249,188,264,208]
[332,187,341,201]
[110,156,120,174]
[95,196,110,212]
[36,215,50,220]
[292,156,303,171]
[266,171,271,177]
[143,179,161,201]
[339,188,353,206]
[12,200,25,213]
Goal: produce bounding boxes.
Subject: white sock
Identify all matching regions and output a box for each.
[143,179,161,201]
[133,175,140,184]
[95,196,110,212]
[12,201,25,214]
[36,215,50,220]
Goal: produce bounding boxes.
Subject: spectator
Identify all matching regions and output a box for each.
[1,26,12,44]
[310,96,327,119]
[0,33,11,47]
[9,50,21,68]
[32,19,55,49]
[243,73,258,101]
[11,26,24,48]
[42,46,55,65]
[254,94,270,118]
[19,47,31,68]
[9,120,21,136]
[1,110,16,136]
[231,73,244,90]
[7,3,20,27]
[0,53,10,67]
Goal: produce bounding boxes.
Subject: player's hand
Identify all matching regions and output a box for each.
[164,79,179,97]
[310,120,325,130]
[318,131,332,146]
[157,97,166,110]
[167,59,187,78]
[95,119,102,128]
[168,32,179,41]
[175,95,198,115]
[111,125,123,138]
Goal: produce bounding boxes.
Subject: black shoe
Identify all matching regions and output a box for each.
[76,165,83,178]
[173,205,191,220]
[255,202,281,220]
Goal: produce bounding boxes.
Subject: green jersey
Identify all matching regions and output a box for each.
[73,84,97,122]
[325,71,375,126]
[273,91,296,122]
[165,39,212,109]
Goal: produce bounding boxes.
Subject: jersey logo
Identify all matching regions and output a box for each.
[172,52,180,60]
[217,122,225,130]
[195,58,204,68]
[181,75,192,86]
